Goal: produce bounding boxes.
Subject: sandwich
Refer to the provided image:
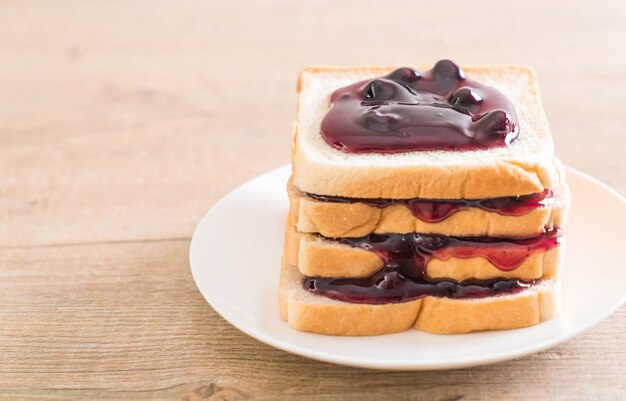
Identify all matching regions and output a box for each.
[280,60,570,335]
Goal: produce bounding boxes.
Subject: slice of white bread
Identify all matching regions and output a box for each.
[280,252,561,336]
[292,65,565,199]
[290,181,571,238]
[294,231,565,281]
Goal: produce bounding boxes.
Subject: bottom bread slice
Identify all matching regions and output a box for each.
[279,257,561,336]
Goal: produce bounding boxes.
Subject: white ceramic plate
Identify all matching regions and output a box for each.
[190,165,626,370]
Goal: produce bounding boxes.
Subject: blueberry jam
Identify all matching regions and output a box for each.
[320,60,519,153]
[303,231,561,304]
[307,189,552,223]
[304,273,534,305]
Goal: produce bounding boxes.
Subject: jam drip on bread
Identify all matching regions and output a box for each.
[320,60,519,153]
[306,189,552,223]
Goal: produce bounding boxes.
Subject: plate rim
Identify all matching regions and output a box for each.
[189,164,626,370]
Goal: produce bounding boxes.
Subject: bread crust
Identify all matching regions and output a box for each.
[287,292,423,336]
[294,152,565,200]
[290,227,565,281]
[293,65,564,199]
[292,182,570,238]
[413,281,560,334]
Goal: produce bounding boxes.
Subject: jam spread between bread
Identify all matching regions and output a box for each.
[320,60,519,153]
[303,230,561,304]
[306,189,552,223]
[305,273,534,304]
[305,274,534,305]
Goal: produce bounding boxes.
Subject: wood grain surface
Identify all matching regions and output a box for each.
[1,1,625,400]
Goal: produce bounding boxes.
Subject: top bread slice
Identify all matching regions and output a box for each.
[292,65,565,199]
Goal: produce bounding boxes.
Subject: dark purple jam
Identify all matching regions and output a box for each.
[320,60,519,153]
[304,273,534,305]
[307,190,552,223]
[303,231,561,304]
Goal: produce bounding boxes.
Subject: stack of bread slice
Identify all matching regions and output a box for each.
[280,64,570,335]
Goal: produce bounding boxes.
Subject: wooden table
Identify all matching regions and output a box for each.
[1,1,625,400]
